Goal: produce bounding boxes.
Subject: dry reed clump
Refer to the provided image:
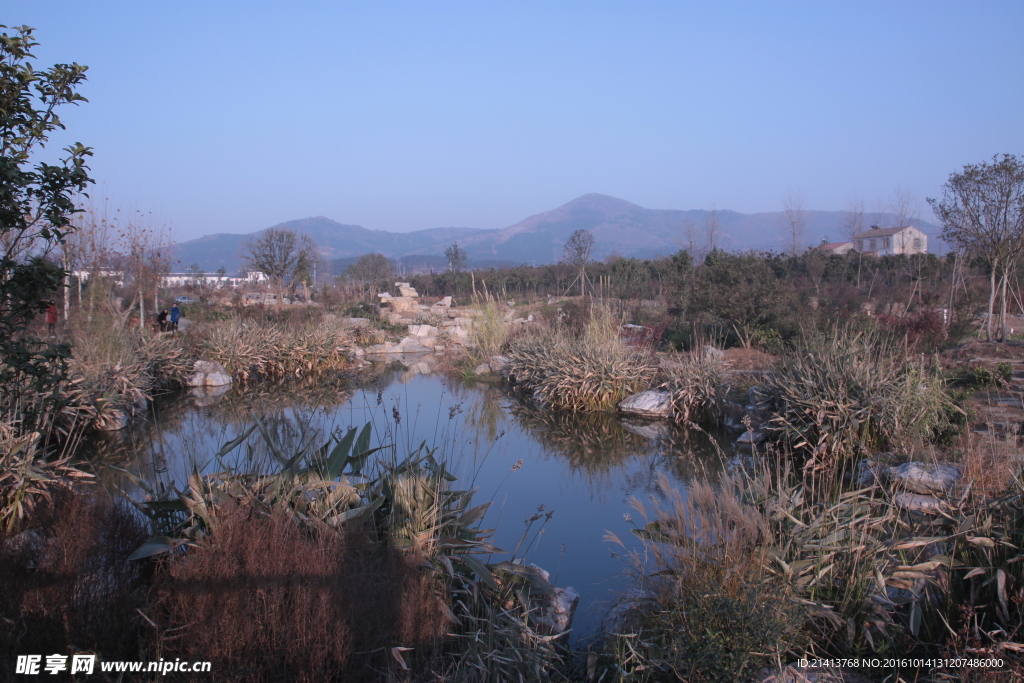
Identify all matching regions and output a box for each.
[470,299,510,359]
[0,493,148,669]
[151,504,446,683]
[184,317,351,383]
[65,313,194,431]
[739,457,1024,671]
[604,474,807,682]
[762,328,954,478]
[658,350,731,426]
[606,463,1024,679]
[506,304,657,412]
[0,431,91,534]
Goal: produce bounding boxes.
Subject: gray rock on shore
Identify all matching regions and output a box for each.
[618,390,673,418]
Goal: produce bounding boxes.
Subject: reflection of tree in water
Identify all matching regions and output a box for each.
[507,397,731,497]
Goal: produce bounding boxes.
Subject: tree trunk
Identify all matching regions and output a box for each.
[139,290,145,331]
[1000,272,1010,342]
[986,267,997,342]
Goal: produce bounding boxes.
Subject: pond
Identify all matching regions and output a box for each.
[85,356,732,638]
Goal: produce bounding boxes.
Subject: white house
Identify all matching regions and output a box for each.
[853,226,927,256]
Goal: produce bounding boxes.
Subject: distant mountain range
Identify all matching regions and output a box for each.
[171,193,942,275]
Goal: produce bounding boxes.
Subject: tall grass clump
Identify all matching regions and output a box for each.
[659,350,731,426]
[184,316,351,382]
[69,313,193,405]
[605,460,1024,680]
[603,473,808,682]
[762,328,953,478]
[471,299,511,359]
[507,303,656,412]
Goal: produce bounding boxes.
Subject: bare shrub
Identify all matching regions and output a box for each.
[0,494,148,667]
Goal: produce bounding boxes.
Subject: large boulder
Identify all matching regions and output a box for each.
[488,355,511,377]
[887,462,962,495]
[618,390,673,418]
[189,359,233,387]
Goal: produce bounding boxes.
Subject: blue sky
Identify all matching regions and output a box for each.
[9,2,1024,241]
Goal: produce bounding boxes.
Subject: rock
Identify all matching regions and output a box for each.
[474,363,492,375]
[854,458,884,487]
[703,345,725,360]
[618,390,673,418]
[735,430,767,446]
[887,462,962,495]
[621,418,672,441]
[205,371,232,387]
[408,324,439,337]
[395,282,419,298]
[189,383,232,407]
[602,587,653,633]
[893,491,945,513]
[488,355,511,376]
[364,342,395,354]
[524,564,578,636]
[189,360,233,387]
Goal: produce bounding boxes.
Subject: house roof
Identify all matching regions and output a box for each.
[854,226,918,239]
[816,242,851,250]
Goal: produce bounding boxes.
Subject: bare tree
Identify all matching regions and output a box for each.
[839,196,866,287]
[117,211,174,330]
[704,205,722,254]
[888,186,921,228]
[781,189,808,255]
[929,154,1024,341]
[244,228,319,305]
[679,218,705,264]
[348,253,394,298]
[562,229,595,296]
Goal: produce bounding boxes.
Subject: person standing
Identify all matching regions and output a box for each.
[169,304,180,332]
[46,303,58,336]
[157,308,169,332]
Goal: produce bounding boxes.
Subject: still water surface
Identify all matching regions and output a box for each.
[88,359,730,637]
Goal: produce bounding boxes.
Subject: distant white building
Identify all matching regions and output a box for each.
[71,269,124,286]
[853,226,927,256]
[160,271,268,288]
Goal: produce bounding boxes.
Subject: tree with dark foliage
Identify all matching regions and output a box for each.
[0,25,92,430]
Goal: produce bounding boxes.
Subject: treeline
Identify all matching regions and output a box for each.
[389,249,991,351]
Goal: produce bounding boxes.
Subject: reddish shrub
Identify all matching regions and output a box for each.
[0,493,149,678]
[878,309,948,352]
[151,505,447,682]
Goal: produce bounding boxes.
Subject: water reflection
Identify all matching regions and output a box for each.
[82,359,732,636]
